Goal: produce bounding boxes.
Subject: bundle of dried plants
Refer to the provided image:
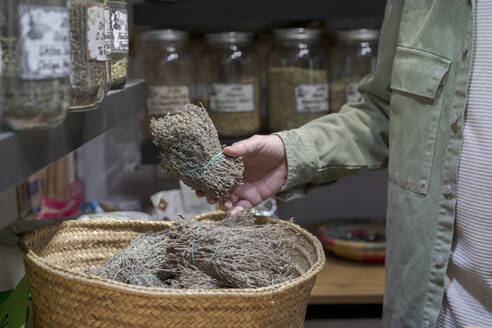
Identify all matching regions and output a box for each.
[150,104,244,200]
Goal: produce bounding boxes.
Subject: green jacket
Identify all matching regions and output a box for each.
[275,0,475,327]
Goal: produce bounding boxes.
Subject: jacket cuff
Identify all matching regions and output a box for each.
[274,129,319,192]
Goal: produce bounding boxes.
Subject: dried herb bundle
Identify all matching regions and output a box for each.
[88,211,300,289]
[150,103,244,200]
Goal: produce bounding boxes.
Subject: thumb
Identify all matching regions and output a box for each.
[224,135,264,158]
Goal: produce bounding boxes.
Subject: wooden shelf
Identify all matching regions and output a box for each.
[0,80,146,193]
[309,253,385,304]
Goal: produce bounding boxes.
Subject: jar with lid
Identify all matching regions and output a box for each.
[107,0,128,90]
[0,11,4,128]
[200,32,261,137]
[141,30,194,123]
[268,28,329,132]
[68,0,109,111]
[330,29,379,113]
[0,0,71,130]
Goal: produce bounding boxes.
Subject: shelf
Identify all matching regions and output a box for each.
[309,253,385,304]
[0,80,146,193]
[133,0,387,30]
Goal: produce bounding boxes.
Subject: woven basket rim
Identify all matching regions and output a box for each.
[22,211,326,297]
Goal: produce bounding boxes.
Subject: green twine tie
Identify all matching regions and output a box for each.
[184,151,225,193]
[191,227,203,265]
[206,231,228,267]
[191,228,228,267]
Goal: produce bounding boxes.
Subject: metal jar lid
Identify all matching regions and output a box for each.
[205,32,253,44]
[141,29,190,42]
[335,29,380,41]
[273,28,322,40]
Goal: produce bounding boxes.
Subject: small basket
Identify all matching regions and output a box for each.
[21,211,325,328]
[317,219,385,263]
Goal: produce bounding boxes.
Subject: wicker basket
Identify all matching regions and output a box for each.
[20,211,325,328]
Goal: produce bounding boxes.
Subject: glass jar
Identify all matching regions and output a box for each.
[103,0,111,92]
[108,0,128,90]
[330,29,379,113]
[0,12,4,128]
[141,30,194,119]
[268,28,329,132]
[68,0,109,111]
[200,32,261,137]
[0,0,70,130]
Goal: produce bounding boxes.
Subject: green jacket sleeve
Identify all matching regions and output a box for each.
[274,0,403,201]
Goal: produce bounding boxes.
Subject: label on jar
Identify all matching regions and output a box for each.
[147,85,190,114]
[209,83,254,113]
[110,9,128,53]
[18,5,70,79]
[294,83,329,113]
[86,3,106,61]
[346,82,362,103]
[104,7,112,56]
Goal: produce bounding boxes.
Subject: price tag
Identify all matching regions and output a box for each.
[147,85,190,114]
[110,9,128,53]
[86,3,106,61]
[18,5,70,79]
[294,83,329,113]
[209,83,255,112]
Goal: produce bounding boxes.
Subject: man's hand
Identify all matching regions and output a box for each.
[196,134,287,215]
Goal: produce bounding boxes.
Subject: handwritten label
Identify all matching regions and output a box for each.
[294,83,329,113]
[147,85,190,114]
[104,7,112,56]
[18,5,70,79]
[346,81,362,103]
[86,3,106,61]
[110,9,128,53]
[209,83,254,112]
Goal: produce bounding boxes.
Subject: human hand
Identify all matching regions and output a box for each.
[196,134,287,215]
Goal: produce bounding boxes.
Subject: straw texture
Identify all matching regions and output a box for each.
[21,212,325,328]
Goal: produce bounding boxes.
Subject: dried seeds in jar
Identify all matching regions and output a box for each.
[200,32,261,137]
[0,0,70,130]
[268,66,328,131]
[68,0,108,111]
[268,28,329,132]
